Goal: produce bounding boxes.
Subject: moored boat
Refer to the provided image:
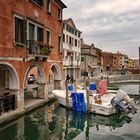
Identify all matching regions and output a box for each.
[52,89,117,116]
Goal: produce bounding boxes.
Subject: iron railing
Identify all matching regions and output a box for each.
[26,40,52,56]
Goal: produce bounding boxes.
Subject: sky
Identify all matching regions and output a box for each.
[63,0,140,59]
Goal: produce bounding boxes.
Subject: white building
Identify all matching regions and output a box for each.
[63,18,82,80]
[121,54,128,69]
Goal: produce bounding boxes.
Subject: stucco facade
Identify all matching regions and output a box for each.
[63,18,82,79]
[0,0,66,121]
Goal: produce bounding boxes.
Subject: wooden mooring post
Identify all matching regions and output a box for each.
[86,78,90,112]
[65,80,69,108]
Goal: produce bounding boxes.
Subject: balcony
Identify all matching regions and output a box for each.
[27,40,53,59]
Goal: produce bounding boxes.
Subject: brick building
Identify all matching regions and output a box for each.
[0,0,66,120]
[102,52,117,74]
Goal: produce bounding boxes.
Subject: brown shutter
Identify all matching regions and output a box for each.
[15,17,19,43]
[23,19,27,44]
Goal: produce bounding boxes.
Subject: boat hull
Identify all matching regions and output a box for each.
[53,90,116,116]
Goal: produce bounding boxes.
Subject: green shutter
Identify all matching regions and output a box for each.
[15,17,19,43]
[37,27,43,42]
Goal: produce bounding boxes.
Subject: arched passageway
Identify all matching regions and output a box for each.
[48,64,62,94]
[24,64,45,102]
[0,63,19,115]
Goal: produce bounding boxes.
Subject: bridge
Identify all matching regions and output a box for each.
[108,74,140,84]
[78,74,140,86]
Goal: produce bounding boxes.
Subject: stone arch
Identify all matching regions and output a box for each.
[0,62,19,90]
[50,63,62,81]
[24,63,45,88]
[48,63,62,91]
[23,63,46,102]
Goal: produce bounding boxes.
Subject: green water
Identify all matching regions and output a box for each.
[0,84,140,140]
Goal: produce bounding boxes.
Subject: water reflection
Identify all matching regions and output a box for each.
[0,101,138,140]
[91,113,132,131]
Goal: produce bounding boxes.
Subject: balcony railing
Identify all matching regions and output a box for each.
[27,40,53,57]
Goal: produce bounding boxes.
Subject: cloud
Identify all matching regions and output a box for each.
[63,0,140,59]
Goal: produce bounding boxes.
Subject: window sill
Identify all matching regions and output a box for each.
[14,42,25,47]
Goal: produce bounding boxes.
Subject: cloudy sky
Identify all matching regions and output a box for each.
[63,0,140,59]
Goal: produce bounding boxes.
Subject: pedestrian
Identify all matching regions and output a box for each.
[66,74,70,82]
[70,75,74,84]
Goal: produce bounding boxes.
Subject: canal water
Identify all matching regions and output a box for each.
[0,83,140,140]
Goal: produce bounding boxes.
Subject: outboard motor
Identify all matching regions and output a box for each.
[111,90,137,114]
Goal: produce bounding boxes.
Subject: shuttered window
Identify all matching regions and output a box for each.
[37,27,43,42]
[15,17,27,44]
[46,0,51,12]
[58,8,62,20]
[58,36,61,52]
[46,30,50,44]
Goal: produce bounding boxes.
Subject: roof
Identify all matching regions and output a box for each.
[63,18,82,33]
[55,0,67,9]
[81,43,95,49]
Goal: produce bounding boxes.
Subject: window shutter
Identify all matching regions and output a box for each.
[15,17,19,43]
[23,19,27,44]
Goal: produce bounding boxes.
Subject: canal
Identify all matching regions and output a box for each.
[0,83,140,140]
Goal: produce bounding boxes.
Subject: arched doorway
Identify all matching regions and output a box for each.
[0,63,19,114]
[24,64,45,102]
[48,64,62,94]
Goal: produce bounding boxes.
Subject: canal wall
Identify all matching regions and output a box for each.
[0,95,56,125]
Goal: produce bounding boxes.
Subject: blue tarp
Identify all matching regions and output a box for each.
[89,83,96,90]
[71,92,87,112]
[67,85,74,91]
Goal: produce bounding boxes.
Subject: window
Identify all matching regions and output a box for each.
[58,36,61,52]
[71,38,73,46]
[81,57,84,62]
[69,36,71,45]
[46,30,51,44]
[29,23,35,41]
[75,39,77,46]
[63,24,65,29]
[14,16,26,44]
[78,32,81,38]
[28,22,43,54]
[37,27,43,42]
[75,31,77,36]
[66,35,68,43]
[66,25,68,31]
[46,0,51,12]
[33,0,43,6]
[28,22,43,42]
[58,8,62,20]
[63,34,65,42]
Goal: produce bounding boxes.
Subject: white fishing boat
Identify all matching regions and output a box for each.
[52,89,117,116]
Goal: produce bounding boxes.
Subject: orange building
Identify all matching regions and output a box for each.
[0,0,66,120]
